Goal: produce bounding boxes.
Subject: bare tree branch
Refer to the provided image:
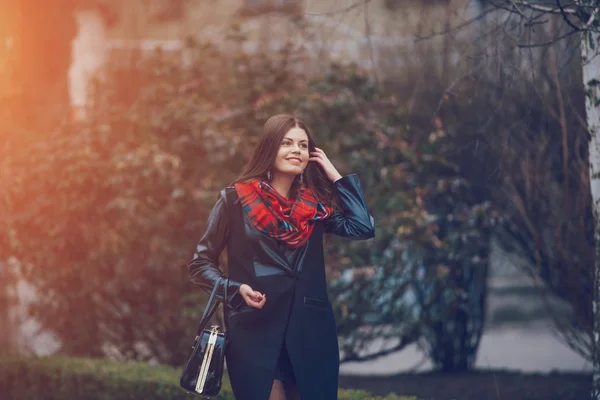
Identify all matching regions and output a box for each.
[363,0,379,85]
[502,0,578,15]
[585,6,600,28]
[340,333,416,363]
[303,0,374,17]
[435,58,488,115]
[490,0,600,33]
[556,0,584,31]
[414,7,499,42]
[516,29,581,48]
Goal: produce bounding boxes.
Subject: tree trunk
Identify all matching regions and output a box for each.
[583,31,600,400]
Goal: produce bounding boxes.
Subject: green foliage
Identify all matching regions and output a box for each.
[0,356,417,400]
[0,356,210,400]
[430,39,594,357]
[283,64,497,371]
[189,57,496,369]
[1,29,493,372]
[339,389,417,400]
[1,29,309,365]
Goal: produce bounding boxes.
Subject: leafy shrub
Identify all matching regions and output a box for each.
[2,29,494,372]
[0,356,417,400]
[1,31,307,365]
[284,64,497,371]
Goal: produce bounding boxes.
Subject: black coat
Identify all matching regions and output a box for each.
[188,174,375,400]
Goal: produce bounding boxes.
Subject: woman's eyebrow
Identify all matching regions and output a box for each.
[283,137,308,143]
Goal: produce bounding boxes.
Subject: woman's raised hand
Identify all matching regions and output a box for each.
[309,147,342,182]
[239,284,266,309]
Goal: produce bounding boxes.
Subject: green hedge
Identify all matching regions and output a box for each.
[0,356,417,400]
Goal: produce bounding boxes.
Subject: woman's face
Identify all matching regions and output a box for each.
[272,127,310,178]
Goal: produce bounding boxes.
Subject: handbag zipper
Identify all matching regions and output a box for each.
[195,325,219,394]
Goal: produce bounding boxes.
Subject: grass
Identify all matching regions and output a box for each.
[0,355,419,399]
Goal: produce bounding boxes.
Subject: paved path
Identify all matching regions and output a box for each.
[339,322,592,375]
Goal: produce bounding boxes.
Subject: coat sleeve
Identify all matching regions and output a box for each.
[187,189,245,310]
[323,174,375,239]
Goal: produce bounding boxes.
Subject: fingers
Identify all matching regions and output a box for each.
[251,290,264,303]
[308,148,340,182]
[310,148,328,161]
[247,294,266,309]
[242,288,266,309]
[309,150,324,163]
[240,284,262,301]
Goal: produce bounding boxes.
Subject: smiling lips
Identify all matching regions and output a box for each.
[287,157,302,165]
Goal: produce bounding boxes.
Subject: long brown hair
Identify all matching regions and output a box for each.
[233,114,340,210]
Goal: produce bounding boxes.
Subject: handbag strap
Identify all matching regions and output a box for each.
[223,277,229,332]
[193,187,239,337]
[195,276,229,337]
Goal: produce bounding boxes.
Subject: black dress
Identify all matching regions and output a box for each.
[274,338,296,383]
[273,244,299,384]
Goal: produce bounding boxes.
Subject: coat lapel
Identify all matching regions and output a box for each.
[243,214,295,276]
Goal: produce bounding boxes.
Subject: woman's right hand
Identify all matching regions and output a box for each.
[239,284,266,309]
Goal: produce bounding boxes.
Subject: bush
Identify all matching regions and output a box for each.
[0,356,417,400]
[0,31,308,365]
[2,30,493,372]
[288,64,496,371]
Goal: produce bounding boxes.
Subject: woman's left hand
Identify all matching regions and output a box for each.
[309,147,343,182]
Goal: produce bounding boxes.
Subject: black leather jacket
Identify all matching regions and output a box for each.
[186,173,374,400]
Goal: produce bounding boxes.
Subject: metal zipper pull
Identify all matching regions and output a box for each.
[195,326,220,394]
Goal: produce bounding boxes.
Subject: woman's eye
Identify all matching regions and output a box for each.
[281,140,308,149]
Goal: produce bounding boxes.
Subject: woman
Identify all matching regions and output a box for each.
[188,114,375,400]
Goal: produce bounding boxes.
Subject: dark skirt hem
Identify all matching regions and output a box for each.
[273,343,295,384]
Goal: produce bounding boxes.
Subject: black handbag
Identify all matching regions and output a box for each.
[180,276,230,397]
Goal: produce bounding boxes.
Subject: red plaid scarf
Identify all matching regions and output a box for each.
[234,179,334,248]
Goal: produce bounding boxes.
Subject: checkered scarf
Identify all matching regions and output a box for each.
[234,179,334,248]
